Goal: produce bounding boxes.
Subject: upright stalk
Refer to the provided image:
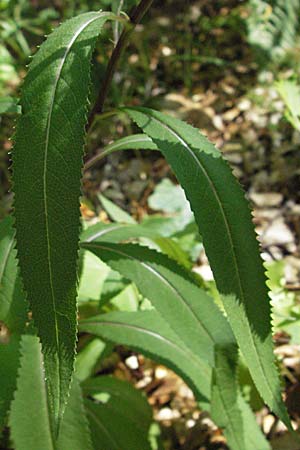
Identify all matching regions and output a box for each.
[87,0,154,129]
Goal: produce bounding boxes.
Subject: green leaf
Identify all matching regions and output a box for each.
[81,220,193,269]
[75,338,110,382]
[9,335,54,450]
[110,283,140,311]
[81,221,159,243]
[57,378,93,450]
[238,395,271,450]
[0,334,22,432]
[123,106,290,427]
[79,310,211,407]
[80,242,234,368]
[0,217,27,429]
[211,345,245,450]
[83,376,153,450]
[0,216,27,333]
[78,250,110,303]
[0,96,21,114]
[9,335,93,450]
[141,214,189,236]
[80,311,271,449]
[152,236,192,270]
[100,269,131,305]
[246,0,300,63]
[101,133,156,153]
[98,194,136,224]
[81,242,264,447]
[12,11,115,429]
[85,133,157,169]
[276,79,300,131]
[148,178,193,219]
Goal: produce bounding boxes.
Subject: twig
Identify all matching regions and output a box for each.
[87,0,154,130]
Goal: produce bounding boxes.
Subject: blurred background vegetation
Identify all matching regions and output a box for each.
[1,1,300,448]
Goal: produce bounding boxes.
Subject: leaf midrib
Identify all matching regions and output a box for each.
[83,242,216,349]
[106,135,153,152]
[145,113,276,404]
[42,13,103,405]
[214,369,244,450]
[83,319,210,379]
[84,383,146,416]
[37,344,56,450]
[85,403,121,450]
[85,224,126,242]
[218,388,244,450]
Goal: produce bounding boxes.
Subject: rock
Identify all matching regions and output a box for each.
[125,355,139,370]
[262,219,294,246]
[249,191,283,207]
[237,98,251,111]
[156,407,175,421]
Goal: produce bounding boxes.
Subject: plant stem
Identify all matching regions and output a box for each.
[114,0,125,43]
[87,0,154,130]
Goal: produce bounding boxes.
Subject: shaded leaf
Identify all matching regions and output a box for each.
[84,375,153,450]
[211,345,245,450]
[9,335,93,450]
[0,217,27,429]
[57,378,93,450]
[12,11,115,428]
[0,216,27,333]
[9,335,55,450]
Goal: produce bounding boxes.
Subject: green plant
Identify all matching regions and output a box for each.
[0,2,297,449]
[246,0,300,65]
[276,78,300,131]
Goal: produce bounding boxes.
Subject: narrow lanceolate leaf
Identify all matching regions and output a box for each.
[9,335,54,450]
[124,106,290,426]
[238,396,271,450]
[83,376,153,450]
[9,335,93,450]
[0,217,27,429]
[79,310,211,407]
[81,221,192,269]
[0,216,27,333]
[12,12,115,429]
[57,378,93,450]
[211,345,245,450]
[81,242,252,446]
[81,242,234,368]
[98,194,137,224]
[80,311,271,450]
[81,221,160,243]
[85,133,157,169]
[75,338,110,382]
